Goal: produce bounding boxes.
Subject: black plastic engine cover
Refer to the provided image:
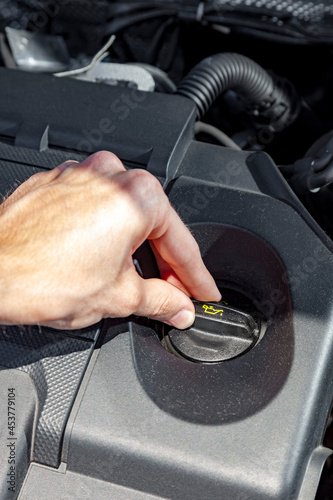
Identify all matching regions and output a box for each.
[0,68,332,500]
[0,67,196,180]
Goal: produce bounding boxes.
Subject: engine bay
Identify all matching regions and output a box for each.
[0,1,333,499]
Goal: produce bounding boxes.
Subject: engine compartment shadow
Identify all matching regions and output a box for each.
[130,224,294,425]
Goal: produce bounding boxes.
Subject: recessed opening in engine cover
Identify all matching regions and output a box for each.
[131,223,293,424]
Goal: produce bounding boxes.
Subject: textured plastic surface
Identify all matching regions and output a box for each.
[0,369,37,500]
[0,67,332,499]
[0,141,87,169]
[212,0,333,24]
[0,67,196,179]
[59,142,333,500]
[0,325,100,468]
[0,138,101,469]
[19,464,164,500]
[2,0,333,34]
[0,142,87,200]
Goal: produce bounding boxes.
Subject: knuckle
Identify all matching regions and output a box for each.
[123,169,164,208]
[87,151,124,171]
[56,160,79,173]
[26,170,49,184]
[90,150,117,163]
[7,170,51,198]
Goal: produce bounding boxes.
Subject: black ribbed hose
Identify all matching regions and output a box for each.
[176,53,299,132]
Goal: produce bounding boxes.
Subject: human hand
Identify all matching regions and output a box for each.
[0,151,221,330]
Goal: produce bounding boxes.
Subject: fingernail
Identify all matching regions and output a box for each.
[167,309,195,330]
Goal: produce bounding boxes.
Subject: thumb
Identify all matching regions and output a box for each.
[135,278,195,330]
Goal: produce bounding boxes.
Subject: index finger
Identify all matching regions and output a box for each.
[151,205,221,302]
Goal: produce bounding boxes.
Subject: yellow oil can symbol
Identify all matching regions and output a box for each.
[202,304,224,316]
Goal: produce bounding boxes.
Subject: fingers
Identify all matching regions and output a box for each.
[107,167,221,303]
[0,149,220,331]
[2,150,126,209]
[133,276,195,329]
[56,151,126,182]
[79,151,125,173]
[149,240,191,297]
[151,206,221,302]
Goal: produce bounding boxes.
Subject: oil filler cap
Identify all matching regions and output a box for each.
[167,300,260,363]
